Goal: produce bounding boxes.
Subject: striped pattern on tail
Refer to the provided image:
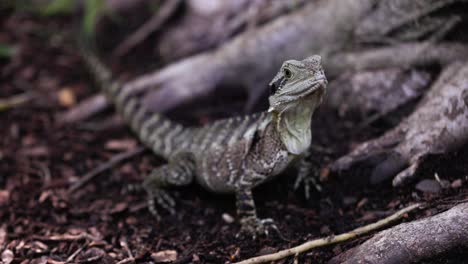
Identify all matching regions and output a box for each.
[79,46,189,158]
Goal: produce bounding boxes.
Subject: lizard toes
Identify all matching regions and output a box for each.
[239,217,283,239]
[147,196,162,221]
[156,189,176,215]
[145,188,176,218]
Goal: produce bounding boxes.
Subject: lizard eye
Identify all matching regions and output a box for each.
[283,68,292,79]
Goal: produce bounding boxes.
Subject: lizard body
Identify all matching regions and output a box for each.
[81,49,327,234]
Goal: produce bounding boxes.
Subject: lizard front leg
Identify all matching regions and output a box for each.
[142,152,195,219]
[294,149,322,200]
[236,187,278,236]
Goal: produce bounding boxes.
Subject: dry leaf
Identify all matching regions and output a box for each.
[0,190,10,206]
[57,88,76,107]
[105,139,137,151]
[151,250,178,263]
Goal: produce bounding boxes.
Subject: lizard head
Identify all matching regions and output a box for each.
[268,55,327,114]
[267,55,328,155]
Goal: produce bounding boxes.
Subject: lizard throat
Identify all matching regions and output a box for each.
[274,94,321,155]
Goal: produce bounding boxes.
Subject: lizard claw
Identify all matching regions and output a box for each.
[145,187,176,219]
[294,169,322,200]
[238,217,282,239]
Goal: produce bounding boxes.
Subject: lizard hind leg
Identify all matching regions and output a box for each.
[143,152,196,219]
[236,187,281,238]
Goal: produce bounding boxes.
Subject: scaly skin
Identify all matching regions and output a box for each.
[81,48,327,235]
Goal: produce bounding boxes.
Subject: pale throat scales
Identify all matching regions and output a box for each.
[274,94,321,155]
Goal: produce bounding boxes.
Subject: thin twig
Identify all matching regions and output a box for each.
[120,237,134,260]
[0,92,34,112]
[68,147,146,193]
[33,233,101,242]
[113,0,182,57]
[66,245,86,263]
[234,203,422,264]
[116,257,136,264]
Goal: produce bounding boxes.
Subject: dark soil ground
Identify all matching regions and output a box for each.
[1,10,468,264]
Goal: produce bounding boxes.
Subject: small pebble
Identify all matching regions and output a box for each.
[451,179,463,189]
[222,213,235,224]
[415,179,441,193]
[320,225,331,235]
[1,249,13,264]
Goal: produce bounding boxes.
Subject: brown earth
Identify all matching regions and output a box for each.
[1,10,467,264]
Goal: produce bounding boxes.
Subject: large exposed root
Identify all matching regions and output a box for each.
[234,203,421,264]
[327,42,468,76]
[61,0,467,122]
[329,202,468,264]
[155,0,307,62]
[61,0,377,122]
[326,68,432,119]
[331,62,468,186]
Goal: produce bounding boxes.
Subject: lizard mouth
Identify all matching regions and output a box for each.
[299,78,327,99]
[268,78,327,112]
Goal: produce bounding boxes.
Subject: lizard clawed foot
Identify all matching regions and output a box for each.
[294,168,322,200]
[294,173,322,200]
[144,186,176,220]
[125,183,176,218]
[238,217,281,238]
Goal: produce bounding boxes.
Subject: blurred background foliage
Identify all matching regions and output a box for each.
[1,0,109,36]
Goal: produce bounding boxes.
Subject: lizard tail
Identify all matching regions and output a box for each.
[78,43,189,158]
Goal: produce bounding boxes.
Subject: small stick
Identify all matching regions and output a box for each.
[0,92,33,112]
[68,147,145,193]
[66,245,86,263]
[234,203,421,264]
[112,0,182,57]
[120,237,134,260]
[116,257,136,264]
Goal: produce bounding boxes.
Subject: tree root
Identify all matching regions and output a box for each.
[56,93,108,123]
[156,0,307,62]
[331,61,468,186]
[234,203,421,264]
[355,0,465,43]
[62,0,467,122]
[325,68,432,119]
[329,202,468,264]
[61,0,376,122]
[327,42,468,76]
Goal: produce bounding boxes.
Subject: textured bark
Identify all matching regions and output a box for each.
[354,0,463,43]
[331,62,468,186]
[329,202,468,264]
[62,0,466,122]
[327,42,468,77]
[156,0,307,62]
[133,0,378,113]
[326,68,432,119]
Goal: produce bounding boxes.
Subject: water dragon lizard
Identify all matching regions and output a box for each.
[80,47,328,235]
